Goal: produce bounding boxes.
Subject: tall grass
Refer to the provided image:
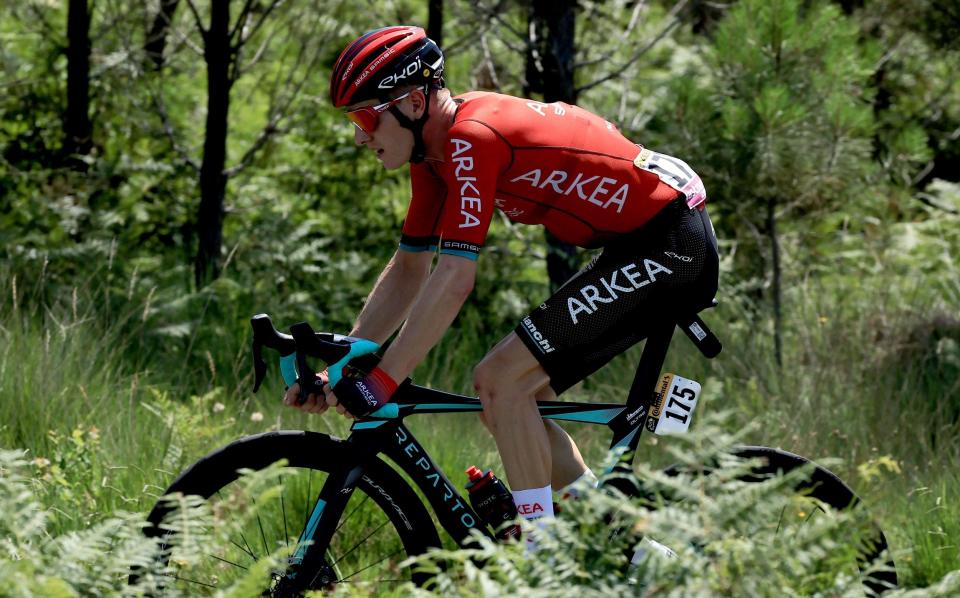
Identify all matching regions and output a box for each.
[1,245,958,588]
[701,274,960,586]
[0,268,177,526]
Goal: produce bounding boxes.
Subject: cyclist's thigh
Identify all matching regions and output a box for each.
[515,198,719,395]
[476,332,552,397]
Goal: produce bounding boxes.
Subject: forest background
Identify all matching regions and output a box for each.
[1,0,958,592]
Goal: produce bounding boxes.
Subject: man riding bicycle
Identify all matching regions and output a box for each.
[283,25,719,544]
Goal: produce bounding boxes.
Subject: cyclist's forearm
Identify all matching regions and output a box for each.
[378,257,476,382]
[350,251,431,344]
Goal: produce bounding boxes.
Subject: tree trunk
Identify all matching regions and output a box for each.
[427,0,443,47]
[529,0,579,290]
[534,0,576,106]
[145,0,180,70]
[196,0,231,286]
[690,0,725,35]
[766,197,783,368]
[64,0,92,165]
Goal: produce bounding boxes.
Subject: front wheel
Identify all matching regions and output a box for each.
[140,430,441,595]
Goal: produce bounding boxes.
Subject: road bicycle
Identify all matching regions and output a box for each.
[140,302,897,595]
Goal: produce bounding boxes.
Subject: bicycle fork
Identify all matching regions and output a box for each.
[283,461,368,591]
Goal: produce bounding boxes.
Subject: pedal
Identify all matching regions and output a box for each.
[646,374,701,435]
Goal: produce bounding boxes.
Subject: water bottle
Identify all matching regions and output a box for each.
[464,466,521,541]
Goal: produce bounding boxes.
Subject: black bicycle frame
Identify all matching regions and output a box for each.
[285,313,709,589]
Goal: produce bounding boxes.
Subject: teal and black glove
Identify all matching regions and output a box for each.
[332,366,398,417]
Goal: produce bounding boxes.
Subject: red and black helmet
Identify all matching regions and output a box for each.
[330,26,444,108]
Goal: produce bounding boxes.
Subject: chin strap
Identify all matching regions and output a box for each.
[387,86,432,164]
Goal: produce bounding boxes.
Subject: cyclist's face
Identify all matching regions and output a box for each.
[349,92,421,170]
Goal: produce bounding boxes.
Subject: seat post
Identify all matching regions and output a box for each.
[604,318,677,482]
[624,319,676,413]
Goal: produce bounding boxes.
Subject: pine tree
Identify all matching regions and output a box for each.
[655,0,878,364]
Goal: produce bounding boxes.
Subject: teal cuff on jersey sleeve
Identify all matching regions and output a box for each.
[399,242,438,253]
[439,248,480,261]
[399,233,439,254]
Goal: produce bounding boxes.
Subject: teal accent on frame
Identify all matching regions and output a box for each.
[352,420,387,430]
[293,498,327,560]
[543,407,624,424]
[279,353,299,387]
[327,340,380,388]
[600,428,641,477]
[614,427,639,450]
[438,249,479,261]
[370,403,399,418]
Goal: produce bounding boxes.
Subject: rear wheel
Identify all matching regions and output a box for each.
[607,445,897,595]
[140,431,440,595]
[651,446,898,595]
[728,446,897,595]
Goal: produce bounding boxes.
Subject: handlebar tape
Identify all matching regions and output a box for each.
[327,339,380,388]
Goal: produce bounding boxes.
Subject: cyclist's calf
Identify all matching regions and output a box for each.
[473,335,592,525]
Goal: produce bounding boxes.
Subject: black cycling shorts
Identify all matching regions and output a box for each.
[514,197,720,395]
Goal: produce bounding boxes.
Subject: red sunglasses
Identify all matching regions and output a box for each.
[345,88,418,134]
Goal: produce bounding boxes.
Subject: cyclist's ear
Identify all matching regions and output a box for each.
[406,87,428,118]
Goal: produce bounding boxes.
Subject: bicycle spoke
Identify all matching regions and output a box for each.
[341,546,405,581]
[336,493,372,534]
[209,553,249,571]
[280,476,289,548]
[160,572,220,589]
[252,497,271,556]
[332,518,391,566]
[305,470,313,532]
[803,505,825,525]
[238,530,259,561]
[147,443,430,594]
[214,487,258,569]
[328,549,346,586]
[229,538,257,561]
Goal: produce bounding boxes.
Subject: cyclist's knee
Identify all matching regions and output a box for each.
[473,358,510,408]
[472,358,493,393]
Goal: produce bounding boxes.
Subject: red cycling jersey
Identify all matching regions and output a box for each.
[399,91,706,260]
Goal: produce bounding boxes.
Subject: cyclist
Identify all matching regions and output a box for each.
[283,26,719,545]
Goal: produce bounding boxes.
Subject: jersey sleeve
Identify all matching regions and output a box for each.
[399,162,446,253]
[435,120,508,261]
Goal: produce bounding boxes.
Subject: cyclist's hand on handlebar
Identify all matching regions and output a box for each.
[281,364,397,420]
[283,370,332,415]
[324,389,357,420]
[329,366,398,419]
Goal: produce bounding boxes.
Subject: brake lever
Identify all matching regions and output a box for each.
[252,340,267,393]
[250,313,298,394]
[289,322,327,404]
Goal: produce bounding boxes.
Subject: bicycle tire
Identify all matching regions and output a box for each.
[730,445,898,595]
[140,430,441,595]
[655,445,898,595]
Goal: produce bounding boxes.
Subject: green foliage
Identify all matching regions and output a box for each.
[650,0,880,261]
[1,237,959,589]
[0,449,297,596]
[405,415,948,596]
[1,0,959,592]
[2,414,958,596]
[857,0,960,190]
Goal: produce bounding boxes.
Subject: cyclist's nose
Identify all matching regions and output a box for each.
[354,124,372,145]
